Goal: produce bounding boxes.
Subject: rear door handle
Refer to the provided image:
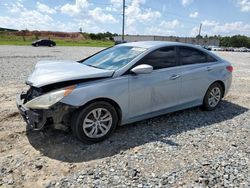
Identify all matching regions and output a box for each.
[170,75,180,80]
[207,66,213,71]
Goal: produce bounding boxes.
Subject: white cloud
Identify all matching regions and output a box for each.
[89,7,118,23]
[3,0,117,32]
[213,21,250,34]
[190,26,199,36]
[236,0,250,12]
[145,19,180,36]
[0,11,53,31]
[160,19,181,29]
[190,20,250,36]
[106,0,122,12]
[138,9,161,22]
[7,2,24,13]
[125,0,161,33]
[145,27,176,36]
[4,2,54,30]
[202,20,219,27]
[189,11,198,18]
[110,0,123,7]
[78,19,105,33]
[37,2,56,14]
[181,0,193,7]
[111,0,122,4]
[21,10,53,28]
[61,0,89,16]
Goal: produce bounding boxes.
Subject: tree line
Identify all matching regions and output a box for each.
[90,33,250,48]
[3,28,249,47]
[219,35,250,48]
[197,35,250,48]
[87,32,119,41]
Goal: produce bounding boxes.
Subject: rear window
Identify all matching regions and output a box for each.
[179,47,217,65]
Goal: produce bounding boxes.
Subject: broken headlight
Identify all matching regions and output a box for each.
[24,85,76,109]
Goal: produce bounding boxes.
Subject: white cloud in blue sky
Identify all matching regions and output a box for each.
[181,0,194,7]
[0,0,249,36]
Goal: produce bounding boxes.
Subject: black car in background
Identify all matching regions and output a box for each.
[32,39,56,47]
[203,46,212,51]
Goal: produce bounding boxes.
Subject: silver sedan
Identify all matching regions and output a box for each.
[16,41,233,142]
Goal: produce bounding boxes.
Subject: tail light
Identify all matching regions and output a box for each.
[226,66,233,73]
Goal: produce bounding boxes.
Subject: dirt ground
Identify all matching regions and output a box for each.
[0,46,249,187]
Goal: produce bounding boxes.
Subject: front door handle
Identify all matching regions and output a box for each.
[170,75,180,80]
[207,66,213,71]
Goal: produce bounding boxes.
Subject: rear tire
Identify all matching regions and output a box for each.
[71,101,118,143]
[202,82,223,111]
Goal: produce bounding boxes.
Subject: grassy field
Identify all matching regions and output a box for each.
[0,34,114,47]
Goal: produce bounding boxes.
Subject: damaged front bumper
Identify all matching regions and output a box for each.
[16,92,75,131]
[16,92,47,130]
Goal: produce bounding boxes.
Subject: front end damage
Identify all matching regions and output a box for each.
[16,59,114,131]
[16,87,76,131]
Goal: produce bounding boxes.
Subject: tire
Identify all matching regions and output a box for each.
[71,101,118,143]
[49,44,53,47]
[202,82,223,111]
[35,44,38,47]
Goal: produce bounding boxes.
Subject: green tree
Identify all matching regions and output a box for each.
[219,35,250,48]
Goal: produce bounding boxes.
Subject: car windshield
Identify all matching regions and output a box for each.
[82,46,147,70]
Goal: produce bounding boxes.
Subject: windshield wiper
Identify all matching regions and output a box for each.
[85,64,106,70]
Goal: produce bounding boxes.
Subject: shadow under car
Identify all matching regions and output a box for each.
[26,100,248,162]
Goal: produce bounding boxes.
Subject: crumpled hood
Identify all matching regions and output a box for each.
[27,60,114,87]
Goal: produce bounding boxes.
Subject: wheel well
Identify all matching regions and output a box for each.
[211,80,225,97]
[81,98,122,124]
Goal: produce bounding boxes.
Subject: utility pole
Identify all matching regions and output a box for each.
[122,0,125,41]
[198,23,202,37]
[198,23,202,45]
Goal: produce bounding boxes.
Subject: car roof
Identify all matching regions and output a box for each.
[118,41,222,61]
[118,41,198,49]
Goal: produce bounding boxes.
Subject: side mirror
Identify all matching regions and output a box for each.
[131,64,153,75]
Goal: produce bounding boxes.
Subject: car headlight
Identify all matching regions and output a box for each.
[24,85,76,109]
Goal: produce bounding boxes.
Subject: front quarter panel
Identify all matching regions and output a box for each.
[60,77,129,121]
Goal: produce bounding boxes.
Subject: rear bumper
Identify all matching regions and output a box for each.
[16,92,46,130]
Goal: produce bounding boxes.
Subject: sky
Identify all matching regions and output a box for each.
[0,0,249,37]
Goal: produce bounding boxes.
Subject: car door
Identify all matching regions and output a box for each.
[39,40,45,46]
[128,46,181,119]
[44,40,50,46]
[178,46,218,105]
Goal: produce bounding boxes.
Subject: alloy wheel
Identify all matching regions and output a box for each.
[208,87,221,107]
[82,108,113,138]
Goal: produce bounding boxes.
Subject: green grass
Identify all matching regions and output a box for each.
[0,34,114,47]
[55,39,114,47]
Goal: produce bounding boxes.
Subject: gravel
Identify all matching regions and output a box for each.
[0,46,249,187]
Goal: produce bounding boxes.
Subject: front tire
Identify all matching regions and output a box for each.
[71,102,118,143]
[202,83,223,111]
